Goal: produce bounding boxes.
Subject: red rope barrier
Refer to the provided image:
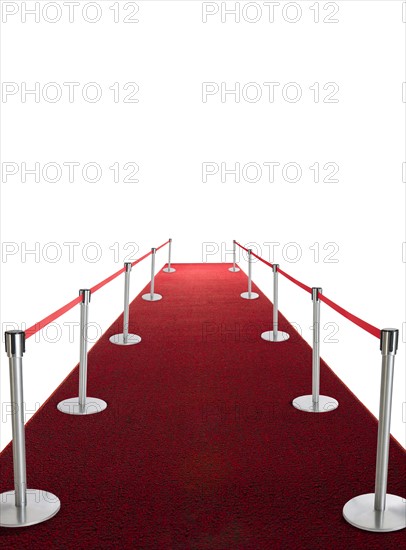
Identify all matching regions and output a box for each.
[234,240,380,339]
[90,265,126,294]
[131,250,152,267]
[156,240,170,252]
[250,250,273,269]
[24,241,169,339]
[234,241,249,253]
[26,295,83,339]
[319,294,380,339]
[277,266,312,294]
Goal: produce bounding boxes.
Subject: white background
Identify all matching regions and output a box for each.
[0,1,405,451]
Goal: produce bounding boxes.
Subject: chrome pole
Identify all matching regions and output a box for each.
[0,331,60,527]
[122,263,131,344]
[5,331,26,508]
[142,248,162,301]
[292,287,338,413]
[163,238,176,273]
[375,329,398,511]
[109,264,141,346]
[228,240,240,272]
[58,290,107,415]
[343,329,405,532]
[248,249,252,297]
[273,264,279,340]
[312,287,321,406]
[78,289,90,411]
[240,248,259,300]
[261,264,290,342]
[151,248,156,295]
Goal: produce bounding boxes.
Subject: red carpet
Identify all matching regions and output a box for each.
[0,263,405,548]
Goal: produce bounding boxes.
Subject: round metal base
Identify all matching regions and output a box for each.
[163,267,176,273]
[261,330,290,342]
[0,489,60,527]
[343,493,406,532]
[292,394,339,413]
[229,267,240,272]
[57,397,107,415]
[241,292,259,300]
[109,333,141,346]
[142,293,162,301]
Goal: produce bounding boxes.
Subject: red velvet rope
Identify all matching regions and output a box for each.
[250,251,273,269]
[235,242,274,269]
[234,241,249,253]
[319,294,380,339]
[90,265,126,294]
[234,240,380,339]
[26,295,83,339]
[131,250,152,267]
[25,241,169,339]
[156,240,170,252]
[277,266,312,294]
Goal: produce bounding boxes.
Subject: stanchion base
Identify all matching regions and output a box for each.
[109,333,141,346]
[142,293,162,301]
[0,489,60,527]
[261,330,290,342]
[343,493,406,532]
[241,292,259,300]
[292,395,338,413]
[228,267,240,272]
[57,397,107,415]
[163,267,176,273]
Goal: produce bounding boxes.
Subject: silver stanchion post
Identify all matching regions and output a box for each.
[261,264,290,342]
[110,263,141,346]
[142,248,162,301]
[228,240,240,272]
[240,249,259,300]
[57,290,107,415]
[292,287,338,412]
[0,330,60,527]
[163,238,176,273]
[343,329,406,532]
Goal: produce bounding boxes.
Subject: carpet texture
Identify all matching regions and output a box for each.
[0,263,405,548]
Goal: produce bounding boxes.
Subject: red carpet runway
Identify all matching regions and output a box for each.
[0,264,405,548]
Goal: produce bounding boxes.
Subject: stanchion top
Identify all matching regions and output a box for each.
[79,289,91,304]
[5,330,26,357]
[311,287,322,301]
[380,329,399,355]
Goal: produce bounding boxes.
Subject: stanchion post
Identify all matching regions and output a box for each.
[292,287,338,412]
[163,238,176,273]
[57,290,107,415]
[110,263,141,346]
[228,240,240,272]
[343,329,406,532]
[241,249,259,300]
[261,264,290,342]
[312,287,321,405]
[0,330,60,527]
[142,248,163,301]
